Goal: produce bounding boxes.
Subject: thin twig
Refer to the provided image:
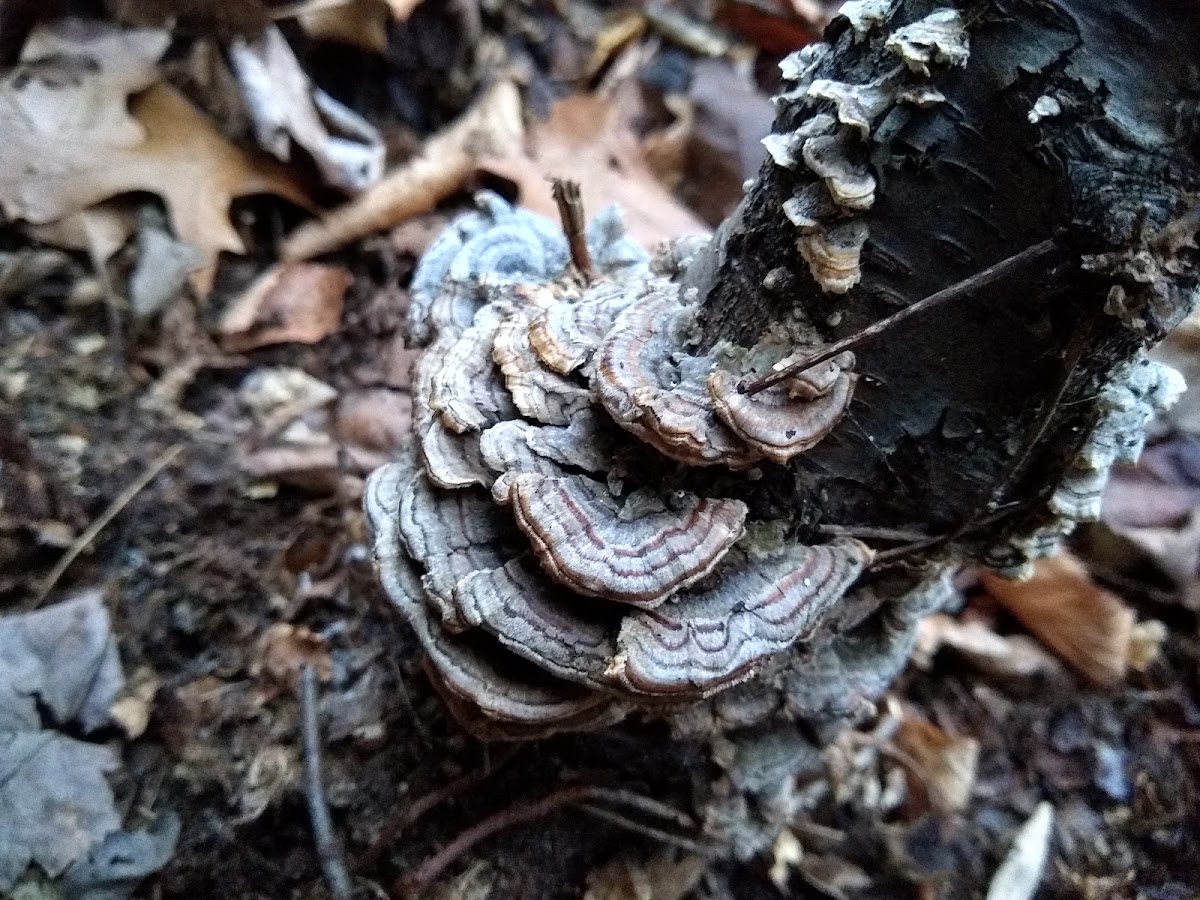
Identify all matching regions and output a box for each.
[739,238,1061,395]
[394,785,594,896]
[300,664,354,900]
[986,315,1093,509]
[818,523,932,542]
[357,745,520,870]
[394,783,715,895]
[35,443,184,606]
[868,500,1032,566]
[581,787,697,830]
[577,805,719,856]
[551,178,593,278]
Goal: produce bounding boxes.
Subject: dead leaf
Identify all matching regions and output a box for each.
[109,665,161,739]
[891,710,979,814]
[299,0,391,53]
[235,743,300,822]
[0,592,177,894]
[252,622,333,689]
[23,199,140,265]
[1108,508,1200,610]
[984,802,1054,900]
[583,851,706,900]
[480,85,707,249]
[913,613,1067,681]
[980,553,1135,687]
[0,19,311,296]
[769,830,804,890]
[239,366,339,435]
[282,80,525,260]
[335,388,413,461]
[796,852,873,900]
[219,262,352,351]
[229,24,384,191]
[684,59,774,223]
[129,224,206,316]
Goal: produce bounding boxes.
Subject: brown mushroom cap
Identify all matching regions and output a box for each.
[593,293,761,468]
[493,306,594,426]
[510,473,749,607]
[609,538,874,697]
[707,358,857,464]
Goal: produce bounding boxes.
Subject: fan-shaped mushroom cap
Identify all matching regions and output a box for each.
[428,303,518,433]
[801,131,876,211]
[510,473,749,607]
[426,657,629,741]
[453,557,618,687]
[1049,465,1108,522]
[594,294,761,468]
[480,413,617,504]
[783,183,837,233]
[399,472,517,627]
[419,420,491,490]
[797,221,870,294]
[609,538,874,697]
[707,359,857,464]
[781,352,852,400]
[493,306,593,426]
[528,281,641,375]
[367,463,629,740]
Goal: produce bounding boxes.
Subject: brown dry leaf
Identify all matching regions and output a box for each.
[913,613,1067,681]
[335,388,413,465]
[1108,509,1200,610]
[768,830,805,890]
[282,80,525,260]
[252,622,332,689]
[481,85,707,249]
[642,96,695,192]
[229,24,384,191]
[891,710,979,814]
[797,853,872,900]
[0,19,311,297]
[384,0,424,19]
[979,553,1135,687]
[218,262,352,351]
[23,199,140,265]
[583,851,706,900]
[109,665,161,739]
[300,0,391,53]
[235,744,300,823]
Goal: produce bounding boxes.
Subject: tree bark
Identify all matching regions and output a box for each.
[688,0,1199,563]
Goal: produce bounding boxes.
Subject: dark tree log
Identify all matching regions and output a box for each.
[690,0,1200,563]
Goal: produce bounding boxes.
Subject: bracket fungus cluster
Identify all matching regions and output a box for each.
[365,193,877,739]
[763,3,968,294]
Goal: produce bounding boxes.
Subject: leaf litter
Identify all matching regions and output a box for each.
[0,2,1198,899]
[0,591,178,896]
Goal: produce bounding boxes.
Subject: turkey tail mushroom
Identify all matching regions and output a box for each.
[365,195,878,740]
